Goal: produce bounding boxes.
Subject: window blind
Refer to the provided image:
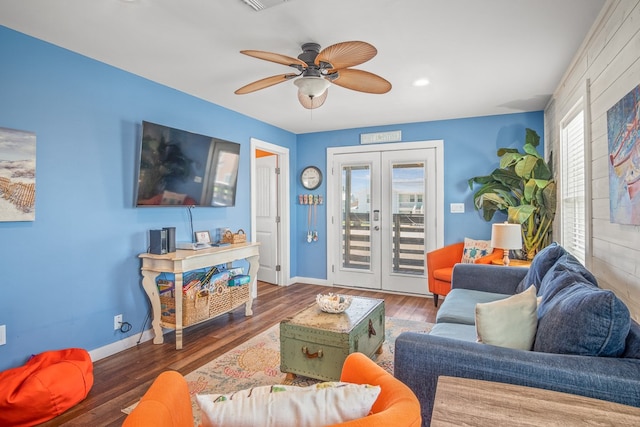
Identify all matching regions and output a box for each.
[561,110,586,264]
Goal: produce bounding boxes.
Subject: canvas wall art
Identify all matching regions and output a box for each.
[0,126,36,222]
[607,84,640,225]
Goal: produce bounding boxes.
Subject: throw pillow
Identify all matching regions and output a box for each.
[515,242,566,293]
[475,285,538,350]
[461,238,492,263]
[196,382,381,427]
[534,278,630,357]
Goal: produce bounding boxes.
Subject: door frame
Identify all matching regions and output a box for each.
[326,140,444,291]
[250,137,291,287]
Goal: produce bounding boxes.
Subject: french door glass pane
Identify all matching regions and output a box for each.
[341,165,371,270]
[391,162,425,275]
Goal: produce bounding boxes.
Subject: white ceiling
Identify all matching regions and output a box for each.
[0,0,606,134]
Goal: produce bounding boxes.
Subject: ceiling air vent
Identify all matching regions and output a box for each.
[240,0,291,11]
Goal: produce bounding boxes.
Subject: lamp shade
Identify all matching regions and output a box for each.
[294,76,330,97]
[491,222,522,250]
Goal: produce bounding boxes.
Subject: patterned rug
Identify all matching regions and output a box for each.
[123,317,432,424]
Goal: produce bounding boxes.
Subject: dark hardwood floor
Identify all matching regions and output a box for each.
[41,281,437,426]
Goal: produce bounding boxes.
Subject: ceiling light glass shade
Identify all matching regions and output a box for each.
[298,89,328,109]
[294,76,331,97]
[491,222,522,266]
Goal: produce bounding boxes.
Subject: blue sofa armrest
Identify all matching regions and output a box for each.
[451,263,527,294]
[394,332,640,426]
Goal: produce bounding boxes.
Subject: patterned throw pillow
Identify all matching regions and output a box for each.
[461,238,492,263]
[196,382,381,427]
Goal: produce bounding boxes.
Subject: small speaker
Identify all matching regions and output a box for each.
[149,229,167,255]
[163,227,176,253]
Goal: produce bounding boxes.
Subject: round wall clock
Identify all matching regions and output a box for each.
[301,166,322,190]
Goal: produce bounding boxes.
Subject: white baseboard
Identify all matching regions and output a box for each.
[289,276,329,286]
[88,329,155,362]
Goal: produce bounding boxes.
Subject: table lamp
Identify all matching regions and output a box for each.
[490,222,522,266]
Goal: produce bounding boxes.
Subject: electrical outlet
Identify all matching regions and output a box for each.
[114,314,123,331]
[0,325,6,345]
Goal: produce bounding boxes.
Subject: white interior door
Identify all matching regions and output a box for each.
[329,144,440,295]
[255,154,279,284]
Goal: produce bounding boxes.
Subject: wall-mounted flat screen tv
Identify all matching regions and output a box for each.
[134,121,240,207]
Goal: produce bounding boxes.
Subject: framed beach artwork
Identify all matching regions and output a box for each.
[607,84,640,225]
[0,127,36,222]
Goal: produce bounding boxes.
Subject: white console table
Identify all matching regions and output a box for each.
[139,242,260,349]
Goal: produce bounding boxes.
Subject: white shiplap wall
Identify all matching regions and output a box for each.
[545,0,640,322]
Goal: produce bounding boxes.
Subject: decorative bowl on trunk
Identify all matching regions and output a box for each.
[316,293,352,313]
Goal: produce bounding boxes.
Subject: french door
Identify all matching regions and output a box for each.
[328,144,441,295]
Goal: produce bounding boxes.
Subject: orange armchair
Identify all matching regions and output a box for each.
[330,352,421,426]
[122,370,192,427]
[123,352,421,427]
[426,242,501,307]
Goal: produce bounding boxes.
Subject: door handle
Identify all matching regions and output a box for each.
[374,226,380,231]
[373,210,380,221]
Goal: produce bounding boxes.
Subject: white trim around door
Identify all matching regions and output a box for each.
[250,137,291,288]
[326,140,444,295]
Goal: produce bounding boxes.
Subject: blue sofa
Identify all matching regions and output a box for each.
[395,243,640,426]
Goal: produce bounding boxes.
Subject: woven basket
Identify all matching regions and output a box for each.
[230,284,250,308]
[222,229,247,244]
[160,291,211,326]
[209,281,232,317]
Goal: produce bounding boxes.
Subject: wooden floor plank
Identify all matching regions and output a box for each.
[38,281,436,426]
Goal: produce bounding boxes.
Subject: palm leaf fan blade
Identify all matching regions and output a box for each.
[331,69,391,94]
[315,41,377,69]
[235,74,297,94]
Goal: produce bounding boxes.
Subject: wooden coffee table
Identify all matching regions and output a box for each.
[431,376,640,426]
[279,296,385,381]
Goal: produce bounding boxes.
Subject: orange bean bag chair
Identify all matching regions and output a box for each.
[123,352,421,427]
[0,348,94,427]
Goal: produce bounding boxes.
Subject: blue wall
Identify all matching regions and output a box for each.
[294,114,544,280]
[0,26,296,371]
[0,25,543,371]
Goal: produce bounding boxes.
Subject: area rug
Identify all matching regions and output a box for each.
[123,317,432,425]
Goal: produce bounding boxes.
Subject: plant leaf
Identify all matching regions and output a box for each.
[514,155,538,178]
[508,204,536,224]
[523,179,537,203]
[468,172,499,189]
[525,128,540,147]
[541,181,557,218]
[532,159,552,180]
[523,142,542,158]
[499,152,522,169]
[497,147,519,157]
[492,169,523,189]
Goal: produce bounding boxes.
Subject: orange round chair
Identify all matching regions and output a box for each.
[123,352,421,427]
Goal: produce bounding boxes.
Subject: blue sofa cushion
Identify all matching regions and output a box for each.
[515,242,567,293]
[622,321,640,359]
[429,323,478,342]
[436,289,510,325]
[534,275,630,357]
[555,252,598,286]
[537,260,597,305]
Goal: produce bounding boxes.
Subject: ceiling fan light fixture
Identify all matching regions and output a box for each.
[294,76,331,98]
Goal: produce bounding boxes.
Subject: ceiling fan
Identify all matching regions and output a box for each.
[234,41,392,109]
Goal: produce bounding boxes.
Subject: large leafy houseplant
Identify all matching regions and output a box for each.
[468,128,556,260]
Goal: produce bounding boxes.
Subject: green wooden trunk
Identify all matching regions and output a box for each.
[280,296,385,381]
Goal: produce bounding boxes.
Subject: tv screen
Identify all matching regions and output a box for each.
[134,121,240,207]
